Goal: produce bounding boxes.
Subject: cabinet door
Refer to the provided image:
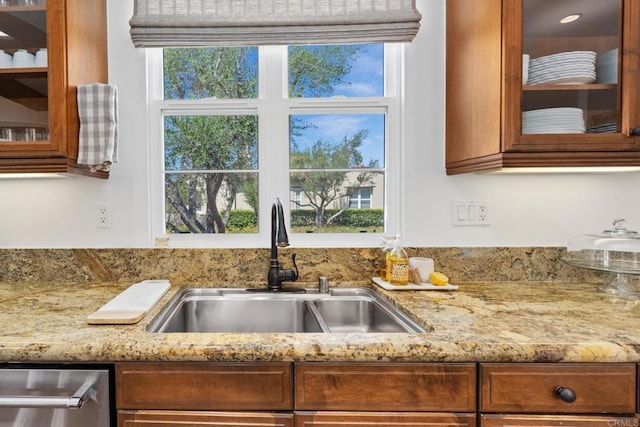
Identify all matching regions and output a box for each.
[296,412,476,427]
[481,414,640,427]
[116,362,293,411]
[0,1,55,156]
[504,0,640,153]
[295,363,477,412]
[0,0,108,174]
[480,363,636,414]
[118,410,294,427]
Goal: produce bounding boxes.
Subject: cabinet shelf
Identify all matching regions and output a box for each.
[523,83,616,92]
[0,69,47,111]
[0,5,46,12]
[0,67,47,78]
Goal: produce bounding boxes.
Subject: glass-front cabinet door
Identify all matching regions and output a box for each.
[0,0,107,174]
[504,0,640,152]
[0,1,55,153]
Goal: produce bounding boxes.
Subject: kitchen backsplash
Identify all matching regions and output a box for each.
[0,247,610,285]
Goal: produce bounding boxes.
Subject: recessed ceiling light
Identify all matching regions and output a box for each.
[560,13,583,24]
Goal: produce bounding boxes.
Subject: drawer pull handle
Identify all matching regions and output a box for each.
[555,386,577,403]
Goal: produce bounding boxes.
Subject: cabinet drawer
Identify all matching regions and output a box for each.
[296,411,477,427]
[480,363,636,414]
[116,362,293,410]
[295,363,476,411]
[481,414,640,427]
[118,410,294,426]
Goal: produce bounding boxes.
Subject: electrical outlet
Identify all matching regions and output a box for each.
[96,203,112,228]
[478,202,488,223]
[453,201,489,226]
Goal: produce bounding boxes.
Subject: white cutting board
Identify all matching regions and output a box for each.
[372,277,458,291]
[87,280,171,324]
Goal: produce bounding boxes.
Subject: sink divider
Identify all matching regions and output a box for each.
[305,301,332,333]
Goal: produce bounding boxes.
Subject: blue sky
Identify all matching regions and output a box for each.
[290,44,385,167]
[291,113,385,167]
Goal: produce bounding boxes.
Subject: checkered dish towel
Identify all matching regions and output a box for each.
[77,83,119,172]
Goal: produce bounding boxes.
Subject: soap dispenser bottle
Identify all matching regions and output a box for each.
[387,235,409,285]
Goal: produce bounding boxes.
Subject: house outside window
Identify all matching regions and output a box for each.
[291,187,303,210]
[349,187,374,209]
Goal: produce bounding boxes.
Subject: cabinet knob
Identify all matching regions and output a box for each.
[555,386,577,403]
[631,127,640,137]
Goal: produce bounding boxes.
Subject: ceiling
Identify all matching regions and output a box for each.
[523,0,620,38]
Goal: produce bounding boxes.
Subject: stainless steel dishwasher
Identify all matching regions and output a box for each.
[0,364,113,427]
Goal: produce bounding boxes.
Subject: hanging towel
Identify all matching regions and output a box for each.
[77,83,119,172]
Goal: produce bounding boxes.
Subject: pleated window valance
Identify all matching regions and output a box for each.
[130,0,421,47]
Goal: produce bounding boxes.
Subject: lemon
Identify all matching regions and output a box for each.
[429,271,449,286]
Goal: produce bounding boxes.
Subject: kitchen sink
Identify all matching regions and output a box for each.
[147,288,425,333]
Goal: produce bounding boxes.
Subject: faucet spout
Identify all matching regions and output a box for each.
[267,198,302,292]
[271,198,289,260]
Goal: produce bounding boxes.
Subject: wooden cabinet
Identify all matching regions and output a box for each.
[481,414,640,427]
[296,412,477,427]
[295,362,476,412]
[116,362,293,411]
[0,0,108,176]
[115,362,477,427]
[295,363,477,426]
[115,361,639,427]
[118,411,294,427]
[116,362,293,426]
[479,363,637,426]
[445,0,640,174]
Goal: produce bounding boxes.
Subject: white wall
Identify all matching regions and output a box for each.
[0,0,637,249]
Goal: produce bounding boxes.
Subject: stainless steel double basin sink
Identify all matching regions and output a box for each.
[147,288,425,333]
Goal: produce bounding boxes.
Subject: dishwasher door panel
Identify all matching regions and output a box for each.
[0,368,110,427]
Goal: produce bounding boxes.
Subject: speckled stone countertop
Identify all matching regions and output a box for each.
[1,280,640,363]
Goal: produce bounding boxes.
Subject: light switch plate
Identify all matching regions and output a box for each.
[453,201,489,226]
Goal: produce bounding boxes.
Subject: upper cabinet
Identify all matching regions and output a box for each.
[0,0,107,176]
[446,0,640,174]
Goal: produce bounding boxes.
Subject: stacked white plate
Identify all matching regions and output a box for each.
[587,122,617,133]
[522,107,585,134]
[527,51,596,85]
[596,48,618,84]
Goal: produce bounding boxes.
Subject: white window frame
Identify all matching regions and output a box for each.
[148,44,405,248]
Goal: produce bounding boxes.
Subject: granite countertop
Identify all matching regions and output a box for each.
[1,280,639,363]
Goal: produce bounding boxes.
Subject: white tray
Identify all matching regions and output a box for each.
[372,277,458,291]
[87,279,171,324]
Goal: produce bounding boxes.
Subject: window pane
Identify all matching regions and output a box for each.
[164,115,258,171]
[165,173,258,234]
[163,114,258,235]
[290,114,385,168]
[349,188,372,209]
[163,47,258,100]
[289,113,384,234]
[289,172,384,234]
[288,44,383,98]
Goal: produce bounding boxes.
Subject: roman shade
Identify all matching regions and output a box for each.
[130,0,422,47]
